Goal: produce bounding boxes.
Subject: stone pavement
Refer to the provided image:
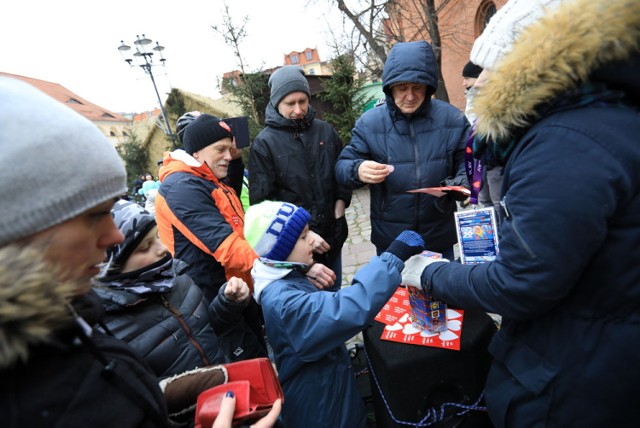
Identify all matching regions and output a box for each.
[340,188,474,285]
[341,186,376,287]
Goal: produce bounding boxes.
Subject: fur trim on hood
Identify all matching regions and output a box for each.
[473,0,640,141]
[0,244,75,368]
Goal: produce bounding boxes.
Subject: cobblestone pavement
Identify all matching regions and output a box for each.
[341,186,376,287]
[340,187,477,286]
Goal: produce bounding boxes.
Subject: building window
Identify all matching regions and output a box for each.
[290,54,299,64]
[305,51,313,61]
[476,1,497,36]
[308,68,316,75]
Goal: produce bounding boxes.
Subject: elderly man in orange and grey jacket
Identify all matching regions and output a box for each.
[156,114,268,360]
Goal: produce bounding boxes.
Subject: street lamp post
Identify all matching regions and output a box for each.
[118,34,176,145]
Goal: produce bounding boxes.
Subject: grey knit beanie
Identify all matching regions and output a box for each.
[269,65,310,108]
[0,76,127,247]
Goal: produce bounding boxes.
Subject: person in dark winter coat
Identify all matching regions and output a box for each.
[401,0,640,426]
[95,200,262,378]
[244,200,425,428]
[335,41,470,259]
[0,76,169,427]
[249,65,352,291]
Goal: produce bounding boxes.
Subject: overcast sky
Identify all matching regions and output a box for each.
[2,0,344,113]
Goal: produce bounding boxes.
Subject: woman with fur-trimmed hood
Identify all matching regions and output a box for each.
[0,77,279,427]
[0,76,169,427]
[402,0,640,426]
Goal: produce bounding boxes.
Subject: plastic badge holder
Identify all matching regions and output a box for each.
[406,251,448,334]
[195,358,283,427]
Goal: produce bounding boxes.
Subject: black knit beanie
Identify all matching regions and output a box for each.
[462,61,483,78]
[182,114,233,155]
[269,65,310,107]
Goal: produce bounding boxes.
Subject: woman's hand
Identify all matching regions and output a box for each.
[212,393,282,428]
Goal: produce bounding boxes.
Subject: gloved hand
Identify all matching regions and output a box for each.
[384,230,425,262]
[402,254,449,289]
[440,176,470,201]
[161,366,227,414]
[434,194,455,213]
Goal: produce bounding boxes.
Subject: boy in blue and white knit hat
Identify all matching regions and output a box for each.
[244,200,425,428]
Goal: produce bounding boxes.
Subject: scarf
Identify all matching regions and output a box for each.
[251,258,311,304]
[96,254,186,295]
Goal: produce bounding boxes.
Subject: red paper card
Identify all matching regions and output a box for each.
[407,186,471,198]
[375,287,464,351]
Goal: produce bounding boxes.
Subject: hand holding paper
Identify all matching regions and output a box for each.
[358,160,393,184]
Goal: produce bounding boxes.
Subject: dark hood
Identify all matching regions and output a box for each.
[381,40,439,116]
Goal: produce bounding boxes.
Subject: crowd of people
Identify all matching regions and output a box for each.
[1,0,638,427]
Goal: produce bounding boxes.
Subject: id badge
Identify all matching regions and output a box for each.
[454,207,499,264]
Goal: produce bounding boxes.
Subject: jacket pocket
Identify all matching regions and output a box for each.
[486,331,555,427]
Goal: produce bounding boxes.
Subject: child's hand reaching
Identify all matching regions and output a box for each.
[223,277,250,303]
[306,263,337,290]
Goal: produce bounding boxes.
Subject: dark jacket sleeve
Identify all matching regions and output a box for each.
[208,282,249,334]
[211,283,267,361]
[424,125,620,319]
[224,157,245,199]
[332,128,353,208]
[247,137,275,206]
[334,117,369,190]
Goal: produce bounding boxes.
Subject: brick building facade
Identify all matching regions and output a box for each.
[386,0,507,110]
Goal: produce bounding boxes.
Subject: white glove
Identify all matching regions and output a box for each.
[402,255,449,288]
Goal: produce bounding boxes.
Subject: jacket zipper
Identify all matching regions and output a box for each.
[160,295,211,366]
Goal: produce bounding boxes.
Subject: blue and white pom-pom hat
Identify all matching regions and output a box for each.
[244,201,311,261]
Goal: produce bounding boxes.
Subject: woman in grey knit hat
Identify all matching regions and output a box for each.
[0,75,172,427]
[0,76,281,427]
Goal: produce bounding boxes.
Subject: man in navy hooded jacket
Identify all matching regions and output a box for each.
[335,41,470,259]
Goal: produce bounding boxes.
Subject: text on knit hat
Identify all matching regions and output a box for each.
[244,201,311,261]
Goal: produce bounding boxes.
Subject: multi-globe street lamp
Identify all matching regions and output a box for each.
[118,34,176,145]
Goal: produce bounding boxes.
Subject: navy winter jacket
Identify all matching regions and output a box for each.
[95,260,260,378]
[421,1,640,425]
[335,41,470,254]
